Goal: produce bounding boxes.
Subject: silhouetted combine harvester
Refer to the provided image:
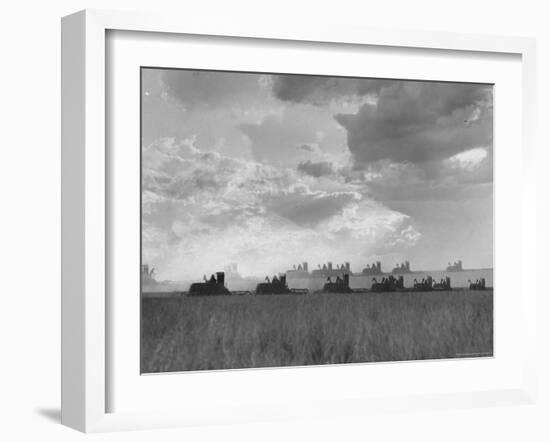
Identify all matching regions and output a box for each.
[370,275,404,292]
[256,274,309,295]
[413,276,451,291]
[468,278,486,290]
[368,275,452,292]
[321,274,353,293]
[255,274,292,295]
[188,272,230,296]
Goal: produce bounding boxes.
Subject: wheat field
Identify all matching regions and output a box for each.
[141,290,493,373]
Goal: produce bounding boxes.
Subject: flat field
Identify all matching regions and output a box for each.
[141,290,493,373]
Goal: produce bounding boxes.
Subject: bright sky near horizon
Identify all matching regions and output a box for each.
[141,69,493,281]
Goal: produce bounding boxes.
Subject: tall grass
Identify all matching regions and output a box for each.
[141,291,493,373]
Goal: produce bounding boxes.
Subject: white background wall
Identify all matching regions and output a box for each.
[0,0,548,440]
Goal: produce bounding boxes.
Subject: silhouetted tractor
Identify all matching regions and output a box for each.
[322,273,352,293]
[256,274,292,295]
[188,272,230,296]
[371,275,404,292]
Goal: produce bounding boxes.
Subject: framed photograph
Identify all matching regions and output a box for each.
[61,9,537,432]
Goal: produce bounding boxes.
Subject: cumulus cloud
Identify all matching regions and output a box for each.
[142,70,494,276]
[270,76,493,206]
[142,138,417,280]
[335,82,493,166]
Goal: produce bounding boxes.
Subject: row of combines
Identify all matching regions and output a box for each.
[413,276,451,291]
[370,275,451,292]
[188,272,309,296]
[186,271,469,296]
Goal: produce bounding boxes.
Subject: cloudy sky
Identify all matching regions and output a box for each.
[141,68,493,281]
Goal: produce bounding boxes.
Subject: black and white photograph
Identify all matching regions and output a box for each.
[4,0,547,438]
[140,68,494,373]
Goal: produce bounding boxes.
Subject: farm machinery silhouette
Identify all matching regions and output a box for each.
[321,274,353,293]
[468,278,487,290]
[186,272,308,296]
[181,266,485,296]
[370,275,404,292]
[413,276,452,291]
[185,271,355,296]
[255,274,308,295]
[188,272,231,296]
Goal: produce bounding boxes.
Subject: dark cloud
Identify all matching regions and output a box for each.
[265,188,358,227]
[271,77,493,207]
[271,75,391,104]
[335,82,493,166]
[272,75,333,103]
[341,153,493,204]
[297,160,335,178]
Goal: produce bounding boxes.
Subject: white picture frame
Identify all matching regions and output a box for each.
[61,9,537,433]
